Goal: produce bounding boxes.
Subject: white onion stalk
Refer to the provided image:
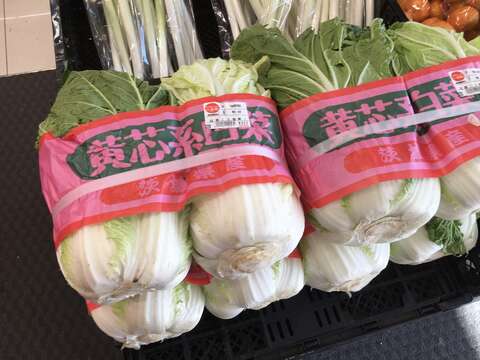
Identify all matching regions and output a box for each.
[223,0,292,40]
[138,0,160,78]
[390,214,478,265]
[320,0,330,23]
[312,0,323,33]
[338,0,346,20]
[103,0,132,74]
[164,0,203,67]
[117,0,145,79]
[105,18,122,71]
[90,283,204,349]
[204,257,304,319]
[328,0,338,20]
[302,230,390,293]
[57,211,191,304]
[270,0,293,31]
[365,0,375,26]
[346,0,364,26]
[437,158,480,220]
[224,0,241,39]
[310,178,441,245]
[192,184,305,279]
[296,0,317,36]
[154,0,173,77]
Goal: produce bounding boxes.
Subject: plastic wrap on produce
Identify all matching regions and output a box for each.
[50,0,66,79]
[287,0,375,38]
[83,0,204,81]
[211,0,243,58]
[210,0,293,57]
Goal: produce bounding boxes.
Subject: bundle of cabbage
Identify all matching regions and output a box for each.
[161,58,304,279]
[388,22,480,220]
[231,20,441,246]
[203,256,304,319]
[437,158,480,220]
[38,71,192,303]
[90,283,205,349]
[390,214,478,265]
[301,230,390,293]
[58,212,191,303]
[310,179,441,246]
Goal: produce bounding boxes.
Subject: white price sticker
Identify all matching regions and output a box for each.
[449,69,480,97]
[203,102,250,129]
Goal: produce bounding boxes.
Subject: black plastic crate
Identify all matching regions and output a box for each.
[123,246,480,360]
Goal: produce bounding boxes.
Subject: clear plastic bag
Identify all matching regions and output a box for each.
[83,0,204,80]
[211,0,293,57]
[50,0,65,78]
[288,0,376,38]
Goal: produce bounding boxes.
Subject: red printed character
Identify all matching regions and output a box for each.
[355,99,393,116]
[137,178,161,197]
[410,89,443,112]
[408,143,423,161]
[426,143,442,161]
[87,135,131,177]
[225,157,246,171]
[168,119,204,157]
[192,165,216,180]
[319,108,358,138]
[444,129,468,146]
[433,81,473,107]
[393,96,413,114]
[356,99,402,131]
[126,126,171,164]
[164,174,188,193]
[377,146,402,163]
[243,111,274,143]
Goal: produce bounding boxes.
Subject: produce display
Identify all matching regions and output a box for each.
[397,0,480,40]
[37,0,480,351]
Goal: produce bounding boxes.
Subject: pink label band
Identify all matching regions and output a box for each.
[281,57,480,209]
[39,94,294,246]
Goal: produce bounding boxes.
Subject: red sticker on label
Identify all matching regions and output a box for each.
[205,102,220,113]
[451,71,465,82]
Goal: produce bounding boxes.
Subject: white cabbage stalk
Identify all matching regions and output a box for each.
[57,211,191,304]
[161,58,305,279]
[310,178,441,245]
[301,230,390,293]
[192,184,304,279]
[437,158,480,220]
[390,214,478,265]
[204,257,304,319]
[90,283,204,349]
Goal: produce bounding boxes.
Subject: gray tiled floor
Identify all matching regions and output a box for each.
[299,300,480,360]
